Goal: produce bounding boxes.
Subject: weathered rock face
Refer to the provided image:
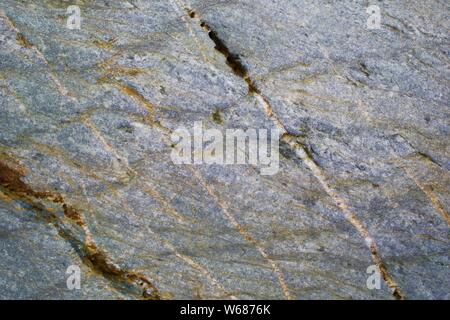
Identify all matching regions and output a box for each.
[0,0,448,300]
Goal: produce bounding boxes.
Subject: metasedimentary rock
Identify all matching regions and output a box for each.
[0,0,448,299]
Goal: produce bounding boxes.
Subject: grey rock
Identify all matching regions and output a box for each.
[0,0,448,299]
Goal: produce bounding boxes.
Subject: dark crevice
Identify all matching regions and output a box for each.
[187,10,262,95]
[187,9,196,18]
[205,25,248,79]
[15,32,33,49]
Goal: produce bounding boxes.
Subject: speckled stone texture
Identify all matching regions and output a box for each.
[0,0,448,299]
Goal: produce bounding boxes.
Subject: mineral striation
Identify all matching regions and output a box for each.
[0,0,448,299]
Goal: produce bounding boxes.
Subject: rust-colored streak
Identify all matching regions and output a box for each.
[116,83,155,114]
[62,204,84,227]
[0,160,63,203]
[0,161,32,194]
[15,32,33,48]
[0,158,161,300]
[84,244,161,300]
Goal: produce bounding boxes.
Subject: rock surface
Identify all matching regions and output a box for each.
[0,0,449,299]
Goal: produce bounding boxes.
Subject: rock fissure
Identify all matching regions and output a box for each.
[185,7,405,300]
